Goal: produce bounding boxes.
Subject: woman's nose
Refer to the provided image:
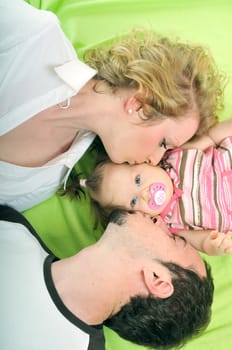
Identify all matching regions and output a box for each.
[146,152,163,166]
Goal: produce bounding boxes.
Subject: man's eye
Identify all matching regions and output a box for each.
[160,138,167,150]
[130,197,137,208]
[135,175,141,185]
[179,235,187,246]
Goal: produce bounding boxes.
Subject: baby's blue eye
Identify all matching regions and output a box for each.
[130,197,137,208]
[135,175,141,185]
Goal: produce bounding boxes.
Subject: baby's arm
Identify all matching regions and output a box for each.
[176,229,232,255]
[208,117,232,145]
[181,135,215,151]
[182,117,232,151]
[202,231,232,255]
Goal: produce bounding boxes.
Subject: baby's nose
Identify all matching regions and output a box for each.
[141,187,150,202]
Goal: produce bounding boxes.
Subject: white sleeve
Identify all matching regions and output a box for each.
[0,0,77,135]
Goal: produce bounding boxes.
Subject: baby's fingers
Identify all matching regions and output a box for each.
[210,231,232,255]
[224,246,232,254]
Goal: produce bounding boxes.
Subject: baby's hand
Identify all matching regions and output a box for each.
[202,231,232,256]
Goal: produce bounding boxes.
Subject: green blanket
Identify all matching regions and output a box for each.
[24,1,232,349]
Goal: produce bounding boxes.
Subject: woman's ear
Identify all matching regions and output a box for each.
[142,266,174,299]
[125,96,142,116]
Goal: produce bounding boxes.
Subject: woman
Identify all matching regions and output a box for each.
[0,0,224,211]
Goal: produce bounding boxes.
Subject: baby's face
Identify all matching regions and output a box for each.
[99,162,173,215]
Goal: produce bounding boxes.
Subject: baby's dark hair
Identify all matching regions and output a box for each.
[86,159,128,227]
[62,157,108,199]
[85,159,110,199]
[62,158,114,228]
[59,171,86,200]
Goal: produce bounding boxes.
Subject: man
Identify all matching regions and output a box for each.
[0,206,213,350]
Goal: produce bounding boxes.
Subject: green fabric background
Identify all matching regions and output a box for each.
[23,1,232,349]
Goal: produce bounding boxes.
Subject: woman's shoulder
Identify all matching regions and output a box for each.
[0,0,59,50]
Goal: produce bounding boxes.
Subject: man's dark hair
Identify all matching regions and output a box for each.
[108,208,129,225]
[104,261,214,350]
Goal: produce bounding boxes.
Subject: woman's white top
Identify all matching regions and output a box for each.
[0,0,97,211]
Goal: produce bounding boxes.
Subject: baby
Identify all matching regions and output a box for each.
[67,118,232,256]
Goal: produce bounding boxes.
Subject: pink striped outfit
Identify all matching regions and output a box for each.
[160,136,232,233]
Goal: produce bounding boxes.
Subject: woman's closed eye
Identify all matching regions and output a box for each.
[160,138,175,152]
[160,138,167,150]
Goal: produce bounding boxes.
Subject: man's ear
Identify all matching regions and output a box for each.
[142,266,174,299]
[125,96,142,115]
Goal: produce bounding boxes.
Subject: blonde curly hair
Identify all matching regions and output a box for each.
[84,29,226,136]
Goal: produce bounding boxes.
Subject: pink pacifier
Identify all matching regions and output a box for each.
[148,183,167,211]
